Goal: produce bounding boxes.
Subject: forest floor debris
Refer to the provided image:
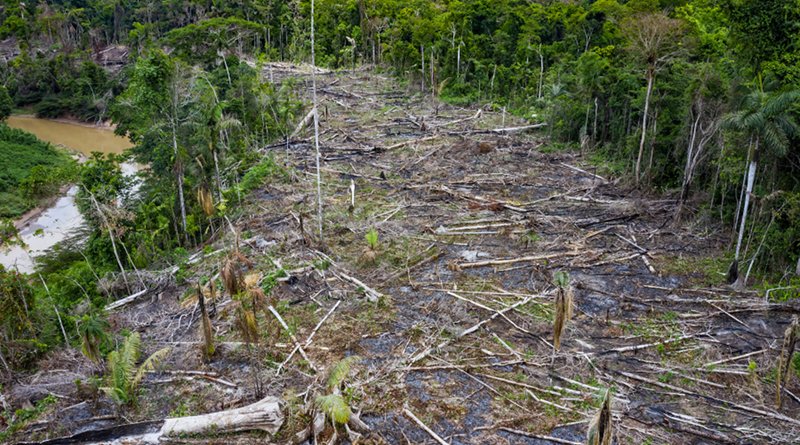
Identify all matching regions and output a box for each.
[4,67,800,445]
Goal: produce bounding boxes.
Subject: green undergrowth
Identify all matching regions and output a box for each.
[655,253,731,287]
[0,124,77,218]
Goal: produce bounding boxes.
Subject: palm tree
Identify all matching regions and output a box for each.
[78,313,109,364]
[723,88,800,286]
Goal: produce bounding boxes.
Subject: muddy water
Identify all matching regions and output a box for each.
[6,115,133,155]
[0,116,134,273]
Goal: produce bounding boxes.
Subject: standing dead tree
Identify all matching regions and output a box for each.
[623,12,685,185]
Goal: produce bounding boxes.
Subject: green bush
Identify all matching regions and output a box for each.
[238,156,287,195]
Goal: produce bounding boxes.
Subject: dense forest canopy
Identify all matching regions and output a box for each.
[0,1,800,436]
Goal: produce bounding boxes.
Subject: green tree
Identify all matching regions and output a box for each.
[724,88,800,285]
[0,86,12,121]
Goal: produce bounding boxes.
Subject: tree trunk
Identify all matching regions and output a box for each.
[172,122,189,244]
[213,143,223,202]
[420,45,425,93]
[734,138,758,266]
[86,187,130,291]
[21,397,283,444]
[311,0,324,240]
[733,139,752,238]
[680,110,702,204]
[796,256,800,276]
[162,397,283,437]
[457,44,461,77]
[635,67,654,185]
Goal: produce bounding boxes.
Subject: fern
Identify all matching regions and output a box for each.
[327,356,359,390]
[132,347,170,390]
[315,394,351,425]
[101,332,171,406]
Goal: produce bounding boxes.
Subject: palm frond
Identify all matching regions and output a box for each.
[763,90,800,117]
[761,124,789,156]
[742,111,765,131]
[132,347,171,390]
[327,356,359,390]
[315,394,352,425]
[218,115,242,130]
[721,110,747,131]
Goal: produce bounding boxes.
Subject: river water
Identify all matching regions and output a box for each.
[0,116,134,273]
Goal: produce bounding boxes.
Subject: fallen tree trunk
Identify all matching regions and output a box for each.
[160,396,283,435]
[21,397,283,444]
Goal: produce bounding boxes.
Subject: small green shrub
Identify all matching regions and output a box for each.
[239,156,286,194]
[365,228,379,251]
[102,332,170,406]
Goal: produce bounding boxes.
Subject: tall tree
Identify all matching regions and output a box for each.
[113,51,199,244]
[623,12,685,185]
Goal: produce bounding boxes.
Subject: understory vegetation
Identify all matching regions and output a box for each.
[0,124,76,217]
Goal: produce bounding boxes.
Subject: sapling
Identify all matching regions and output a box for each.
[101,332,170,406]
[314,356,360,439]
[362,228,380,264]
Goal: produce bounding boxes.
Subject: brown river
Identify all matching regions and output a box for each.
[0,116,134,273]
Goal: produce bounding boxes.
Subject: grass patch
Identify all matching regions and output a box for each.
[655,253,731,286]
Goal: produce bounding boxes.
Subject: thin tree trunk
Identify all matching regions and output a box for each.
[213,144,223,202]
[420,45,425,93]
[647,105,659,178]
[311,0,323,240]
[592,97,598,145]
[37,273,69,345]
[635,68,654,185]
[537,44,544,100]
[430,48,434,98]
[85,187,129,291]
[456,44,461,77]
[744,213,774,284]
[735,139,758,263]
[172,122,189,244]
[733,138,752,237]
[680,110,702,203]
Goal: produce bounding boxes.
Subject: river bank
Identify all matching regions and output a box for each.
[1,116,134,272]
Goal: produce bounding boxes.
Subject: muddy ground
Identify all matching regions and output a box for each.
[3,67,800,445]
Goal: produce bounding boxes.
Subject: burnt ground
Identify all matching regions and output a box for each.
[4,66,800,445]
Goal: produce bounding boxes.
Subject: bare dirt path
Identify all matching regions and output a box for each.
[10,67,800,445]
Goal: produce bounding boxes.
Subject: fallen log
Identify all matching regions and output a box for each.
[20,397,283,444]
[105,288,148,311]
[445,122,546,136]
[291,108,316,137]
